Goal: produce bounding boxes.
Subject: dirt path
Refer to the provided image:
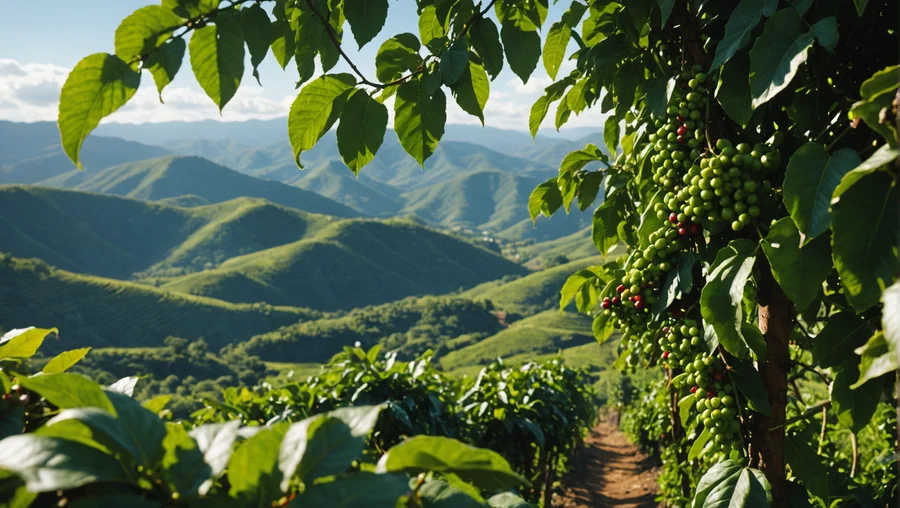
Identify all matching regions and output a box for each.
[553,416,661,508]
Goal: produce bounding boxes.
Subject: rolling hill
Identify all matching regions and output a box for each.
[0,185,334,279]
[41,155,360,218]
[0,254,319,351]
[462,256,604,314]
[0,121,171,184]
[161,218,528,310]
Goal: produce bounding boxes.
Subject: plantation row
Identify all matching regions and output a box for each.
[0,327,596,507]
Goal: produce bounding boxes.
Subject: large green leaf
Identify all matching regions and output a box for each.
[375,33,422,82]
[45,406,164,468]
[708,0,775,70]
[0,327,57,360]
[378,436,526,490]
[716,50,753,126]
[500,20,540,84]
[529,77,573,137]
[452,58,490,124]
[700,239,758,358]
[528,178,562,221]
[542,22,570,80]
[42,348,91,374]
[783,143,861,240]
[811,312,870,370]
[241,3,272,85]
[289,73,356,167]
[603,116,619,155]
[469,18,504,80]
[144,38,185,101]
[417,479,487,508]
[560,269,600,311]
[105,391,168,466]
[831,364,880,434]
[345,0,388,47]
[337,89,389,173]
[229,424,288,508]
[440,40,470,86]
[19,373,115,414]
[761,218,832,311]
[592,191,627,257]
[114,5,184,63]
[693,460,771,507]
[830,171,900,311]
[394,77,447,166]
[188,10,244,110]
[749,9,813,109]
[418,5,445,47]
[160,424,209,496]
[833,145,899,198]
[784,435,827,500]
[0,435,130,492]
[729,358,773,416]
[58,53,140,168]
[290,472,410,507]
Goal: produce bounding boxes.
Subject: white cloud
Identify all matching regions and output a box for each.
[0,58,295,124]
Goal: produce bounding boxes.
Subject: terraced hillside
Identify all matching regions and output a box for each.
[162,218,528,310]
[42,155,359,218]
[0,255,319,351]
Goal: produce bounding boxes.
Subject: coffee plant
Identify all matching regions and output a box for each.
[0,328,597,506]
[57,0,898,505]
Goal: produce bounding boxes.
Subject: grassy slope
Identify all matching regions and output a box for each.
[162,218,528,310]
[462,256,604,314]
[0,186,331,279]
[0,255,318,351]
[42,155,360,218]
[438,310,595,372]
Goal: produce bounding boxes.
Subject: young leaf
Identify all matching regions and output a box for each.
[784,435,828,500]
[528,178,563,221]
[811,312,870,370]
[345,0,388,48]
[375,33,422,83]
[500,20,540,84]
[452,58,490,124]
[469,18,504,80]
[42,348,91,374]
[418,5,445,47]
[830,171,900,311]
[337,89,389,174]
[699,239,758,359]
[228,424,288,507]
[19,373,115,414]
[241,3,273,85]
[292,472,411,507]
[749,9,814,109]
[0,436,130,492]
[708,0,775,70]
[145,38,185,102]
[58,53,140,168]
[114,5,184,64]
[289,73,356,167]
[716,50,753,126]
[783,143,861,240]
[377,435,526,490]
[189,11,245,111]
[394,77,447,166]
[761,218,832,311]
[831,364,880,434]
[0,327,57,360]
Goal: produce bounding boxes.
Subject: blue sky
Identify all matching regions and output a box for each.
[0,0,604,130]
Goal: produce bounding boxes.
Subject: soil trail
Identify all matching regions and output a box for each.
[553,416,661,508]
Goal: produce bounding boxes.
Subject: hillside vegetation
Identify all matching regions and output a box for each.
[162,218,527,310]
[0,186,334,278]
[0,255,318,350]
[42,155,359,218]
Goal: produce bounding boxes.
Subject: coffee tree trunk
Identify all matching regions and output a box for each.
[751,257,792,507]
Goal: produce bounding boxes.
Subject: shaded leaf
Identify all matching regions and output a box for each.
[289,73,356,167]
[761,217,832,311]
[337,89,389,173]
[145,38,185,101]
[189,11,244,110]
[749,9,813,109]
[345,0,388,47]
[700,239,758,359]
[469,18,504,80]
